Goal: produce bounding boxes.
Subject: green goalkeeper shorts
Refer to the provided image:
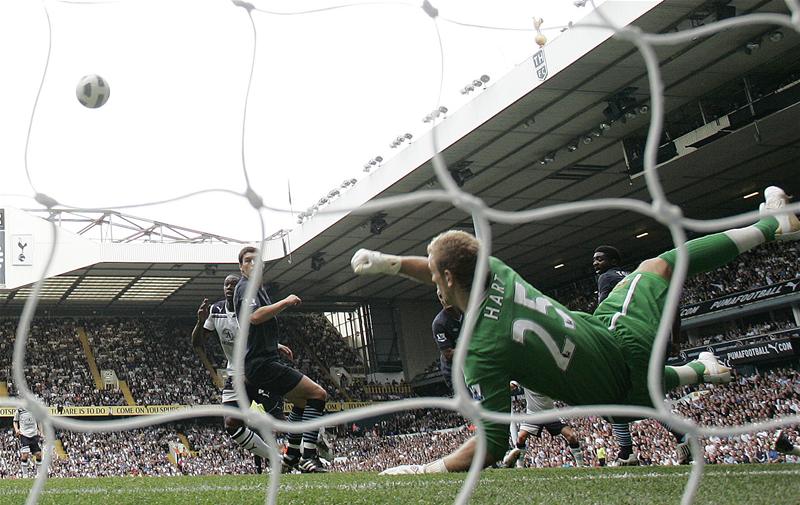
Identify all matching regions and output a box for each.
[592,271,671,411]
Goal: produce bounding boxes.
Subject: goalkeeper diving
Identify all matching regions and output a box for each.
[350,187,800,474]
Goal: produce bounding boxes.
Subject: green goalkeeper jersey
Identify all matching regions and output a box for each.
[463,257,632,459]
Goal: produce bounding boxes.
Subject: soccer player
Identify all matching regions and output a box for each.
[192,274,284,474]
[13,406,43,477]
[502,384,584,468]
[432,290,463,394]
[593,246,688,466]
[351,186,798,474]
[775,429,800,457]
[592,245,640,465]
[235,246,329,473]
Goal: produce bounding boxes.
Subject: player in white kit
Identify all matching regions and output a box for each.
[192,274,285,473]
[504,382,584,468]
[13,407,43,477]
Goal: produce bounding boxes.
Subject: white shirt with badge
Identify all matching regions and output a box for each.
[203,300,240,376]
[14,409,39,438]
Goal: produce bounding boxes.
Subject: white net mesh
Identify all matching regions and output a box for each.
[6,0,800,503]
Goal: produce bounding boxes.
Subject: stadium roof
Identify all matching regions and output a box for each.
[2,0,799,314]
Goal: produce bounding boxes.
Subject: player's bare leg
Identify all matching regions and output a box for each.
[20,452,30,478]
[560,425,585,467]
[33,451,43,475]
[502,430,529,468]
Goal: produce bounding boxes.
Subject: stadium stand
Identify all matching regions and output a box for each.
[1,241,799,478]
[84,318,219,406]
[0,320,126,407]
[2,363,798,478]
[682,320,798,351]
[1,314,372,408]
[2,307,796,409]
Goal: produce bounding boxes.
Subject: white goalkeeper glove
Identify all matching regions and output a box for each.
[379,459,447,475]
[350,249,402,276]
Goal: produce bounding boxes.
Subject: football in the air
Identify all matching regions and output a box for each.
[76,74,110,108]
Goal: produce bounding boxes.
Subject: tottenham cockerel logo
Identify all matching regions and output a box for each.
[221,328,236,344]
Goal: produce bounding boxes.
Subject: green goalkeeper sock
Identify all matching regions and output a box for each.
[658,217,778,277]
[663,362,706,389]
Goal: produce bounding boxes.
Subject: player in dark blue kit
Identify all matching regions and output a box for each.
[593,245,628,305]
[235,246,329,473]
[593,246,639,465]
[432,291,462,393]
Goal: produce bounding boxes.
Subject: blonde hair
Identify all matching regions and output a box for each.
[427,230,480,290]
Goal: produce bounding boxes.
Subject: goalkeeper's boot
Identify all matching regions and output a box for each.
[299,456,328,473]
[502,448,521,468]
[697,352,731,384]
[761,186,800,241]
[281,453,300,474]
[676,442,692,465]
[775,430,795,455]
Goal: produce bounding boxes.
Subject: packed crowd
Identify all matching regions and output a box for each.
[335,367,800,470]
[669,368,800,428]
[85,318,220,406]
[179,423,264,476]
[682,319,798,350]
[0,421,261,479]
[509,367,800,468]
[0,319,126,407]
[332,428,471,472]
[1,365,798,477]
[1,313,370,408]
[681,241,800,304]
[54,427,181,477]
[285,314,363,370]
[351,408,467,437]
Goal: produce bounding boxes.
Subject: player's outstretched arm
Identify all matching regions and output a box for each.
[379,436,497,475]
[444,436,498,471]
[350,249,432,284]
[250,294,301,325]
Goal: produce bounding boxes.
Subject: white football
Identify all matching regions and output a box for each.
[76,74,110,108]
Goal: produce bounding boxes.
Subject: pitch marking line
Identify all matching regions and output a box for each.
[1,469,799,496]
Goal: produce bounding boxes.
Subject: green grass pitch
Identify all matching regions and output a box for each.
[1,465,798,505]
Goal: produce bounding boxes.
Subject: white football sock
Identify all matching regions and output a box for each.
[724,225,766,253]
[570,446,584,467]
[230,426,271,458]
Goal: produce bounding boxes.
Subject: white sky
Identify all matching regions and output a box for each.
[0,0,600,242]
